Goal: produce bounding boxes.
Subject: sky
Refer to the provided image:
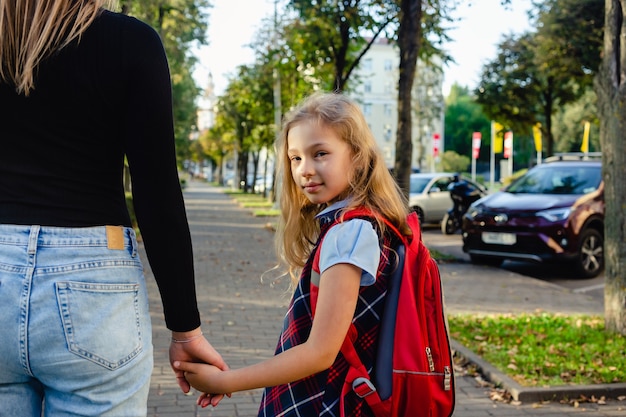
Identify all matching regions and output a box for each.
[193,0,533,97]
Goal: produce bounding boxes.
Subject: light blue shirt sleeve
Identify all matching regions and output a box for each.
[319,219,380,286]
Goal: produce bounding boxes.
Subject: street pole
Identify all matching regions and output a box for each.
[490,120,495,190]
[271,0,282,205]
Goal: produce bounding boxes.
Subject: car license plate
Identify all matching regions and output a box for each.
[482,232,516,245]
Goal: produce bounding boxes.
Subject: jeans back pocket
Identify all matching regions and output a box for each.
[56,281,144,370]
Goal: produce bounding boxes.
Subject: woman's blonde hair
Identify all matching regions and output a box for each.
[0,0,111,96]
[275,92,410,284]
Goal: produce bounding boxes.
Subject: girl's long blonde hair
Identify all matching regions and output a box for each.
[275,92,410,283]
[0,0,111,96]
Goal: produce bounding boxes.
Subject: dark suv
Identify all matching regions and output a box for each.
[461,157,604,278]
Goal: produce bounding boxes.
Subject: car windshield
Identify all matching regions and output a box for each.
[410,177,433,194]
[507,165,601,195]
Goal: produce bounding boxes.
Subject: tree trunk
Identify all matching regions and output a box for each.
[541,78,555,156]
[394,0,422,198]
[595,0,626,335]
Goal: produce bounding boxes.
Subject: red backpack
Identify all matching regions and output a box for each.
[313,209,455,417]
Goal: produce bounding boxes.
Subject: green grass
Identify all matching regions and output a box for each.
[223,190,266,201]
[241,201,274,208]
[429,249,457,262]
[254,209,281,217]
[225,190,280,217]
[448,313,626,387]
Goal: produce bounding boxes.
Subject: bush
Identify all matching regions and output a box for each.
[440,150,470,172]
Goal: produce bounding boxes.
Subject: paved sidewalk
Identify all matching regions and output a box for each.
[145,181,625,416]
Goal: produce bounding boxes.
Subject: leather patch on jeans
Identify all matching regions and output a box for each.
[106,226,124,250]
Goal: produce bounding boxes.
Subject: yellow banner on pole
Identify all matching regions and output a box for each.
[581,121,590,153]
[533,123,542,152]
[493,122,504,153]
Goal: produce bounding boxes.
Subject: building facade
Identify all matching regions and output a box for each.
[350,37,445,172]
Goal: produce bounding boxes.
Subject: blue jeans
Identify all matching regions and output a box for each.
[0,225,153,417]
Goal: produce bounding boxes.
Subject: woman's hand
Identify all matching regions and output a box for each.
[168,329,229,406]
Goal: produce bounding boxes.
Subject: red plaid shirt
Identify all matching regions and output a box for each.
[258,209,398,417]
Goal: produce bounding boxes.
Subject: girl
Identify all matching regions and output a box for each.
[175,92,410,416]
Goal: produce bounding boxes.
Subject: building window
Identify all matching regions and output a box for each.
[362,58,373,71]
[384,124,392,141]
[384,59,393,71]
[364,81,372,93]
[384,104,392,116]
[363,103,372,116]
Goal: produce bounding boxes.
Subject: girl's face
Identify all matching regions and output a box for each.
[287,121,353,206]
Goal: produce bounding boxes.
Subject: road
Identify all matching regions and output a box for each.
[421,226,606,304]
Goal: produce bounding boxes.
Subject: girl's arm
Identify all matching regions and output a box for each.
[174,262,362,395]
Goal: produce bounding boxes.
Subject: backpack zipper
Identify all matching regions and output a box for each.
[426,347,452,392]
[444,366,452,391]
[426,347,434,372]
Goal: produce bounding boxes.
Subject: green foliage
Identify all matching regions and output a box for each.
[475,0,604,156]
[287,0,398,91]
[117,0,211,165]
[552,88,601,153]
[215,63,276,190]
[449,313,626,387]
[532,0,604,89]
[444,84,490,163]
[475,33,538,128]
[439,150,470,172]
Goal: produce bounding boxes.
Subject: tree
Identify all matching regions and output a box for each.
[117,0,211,164]
[532,0,604,91]
[197,121,236,185]
[444,84,491,165]
[476,0,604,156]
[248,11,333,111]
[288,0,397,92]
[213,62,276,192]
[393,0,422,195]
[551,88,600,153]
[476,33,561,156]
[594,0,626,335]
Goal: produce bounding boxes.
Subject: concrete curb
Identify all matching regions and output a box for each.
[451,338,626,403]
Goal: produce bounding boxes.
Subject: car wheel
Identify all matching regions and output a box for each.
[412,207,424,225]
[441,213,456,234]
[469,255,503,267]
[574,228,604,278]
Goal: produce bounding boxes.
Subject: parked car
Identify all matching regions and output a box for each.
[409,173,487,225]
[462,158,604,278]
[254,175,273,193]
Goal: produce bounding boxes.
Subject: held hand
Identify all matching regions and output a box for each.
[168,331,228,399]
[173,361,223,394]
[174,360,227,408]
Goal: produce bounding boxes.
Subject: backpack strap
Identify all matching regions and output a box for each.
[338,208,407,417]
[312,207,408,417]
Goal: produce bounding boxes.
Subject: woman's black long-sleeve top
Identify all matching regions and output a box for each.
[0,10,200,332]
